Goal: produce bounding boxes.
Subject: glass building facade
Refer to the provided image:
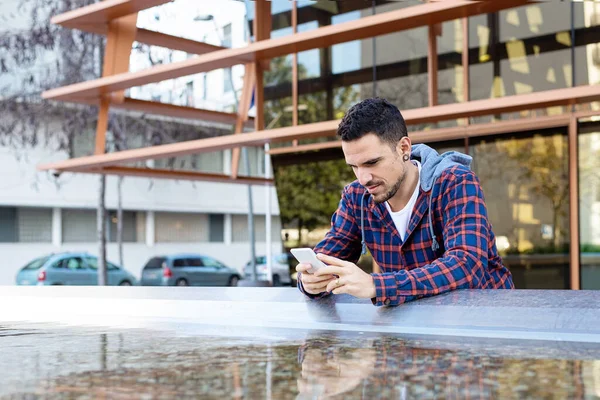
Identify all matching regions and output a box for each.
[253,1,600,290]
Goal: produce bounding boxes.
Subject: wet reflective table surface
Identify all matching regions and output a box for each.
[2,323,600,399]
[2,287,600,399]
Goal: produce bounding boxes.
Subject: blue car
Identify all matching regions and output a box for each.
[15,252,138,286]
[140,254,241,287]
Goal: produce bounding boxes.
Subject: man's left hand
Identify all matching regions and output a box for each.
[314,253,376,299]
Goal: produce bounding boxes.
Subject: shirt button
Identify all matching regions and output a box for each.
[384,299,391,306]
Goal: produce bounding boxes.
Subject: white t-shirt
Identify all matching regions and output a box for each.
[384,160,421,242]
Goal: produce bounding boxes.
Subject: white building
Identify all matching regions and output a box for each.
[0,0,282,285]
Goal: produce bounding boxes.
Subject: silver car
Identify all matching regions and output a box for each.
[243,253,295,286]
[15,252,137,286]
[140,254,241,287]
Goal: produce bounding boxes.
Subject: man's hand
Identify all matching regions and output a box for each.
[315,254,376,299]
[296,263,335,295]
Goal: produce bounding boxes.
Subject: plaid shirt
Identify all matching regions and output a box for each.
[299,164,514,306]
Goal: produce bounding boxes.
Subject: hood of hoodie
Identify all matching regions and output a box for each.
[410,144,473,191]
[357,144,473,256]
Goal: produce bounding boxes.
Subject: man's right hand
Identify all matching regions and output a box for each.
[296,263,335,295]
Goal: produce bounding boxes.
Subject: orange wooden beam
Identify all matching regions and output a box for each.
[87,166,273,185]
[268,114,573,155]
[103,98,254,127]
[428,24,438,107]
[37,85,600,174]
[42,0,529,102]
[231,63,257,179]
[51,0,172,27]
[52,1,243,57]
[95,13,138,154]
[568,115,581,290]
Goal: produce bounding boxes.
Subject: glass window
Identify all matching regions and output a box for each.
[108,211,139,243]
[173,258,187,268]
[52,259,67,269]
[0,207,17,242]
[144,257,165,270]
[85,257,97,269]
[155,212,209,243]
[202,257,225,268]
[469,4,573,122]
[17,208,52,242]
[62,209,96,243]
[578,120,600,290]
[65,257,85,270]
[107,262,119,271]
[470,128,570,289]
[22,256,51,270]
[186,258,204,267]
[209,214,225,243]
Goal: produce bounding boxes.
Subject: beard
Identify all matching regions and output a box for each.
[370,167,407,204]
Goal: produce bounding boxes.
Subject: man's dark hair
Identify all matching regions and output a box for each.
[337,98,407,147]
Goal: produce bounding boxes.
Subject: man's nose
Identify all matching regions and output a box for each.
[357,169,372,186]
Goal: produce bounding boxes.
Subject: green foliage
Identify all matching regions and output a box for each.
[274,159,356,233]
[581,243,600,253]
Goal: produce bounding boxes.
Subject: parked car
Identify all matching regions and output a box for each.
[140,254,241,287]
[243,253,296,286]
[15,252,137,286]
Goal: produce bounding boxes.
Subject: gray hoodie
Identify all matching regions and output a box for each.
[359,144,473,255]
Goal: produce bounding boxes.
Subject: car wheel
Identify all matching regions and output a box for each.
[176,278,188,287]
[119,281,132,286]
[228,276,239,287]
[272,275,280,287]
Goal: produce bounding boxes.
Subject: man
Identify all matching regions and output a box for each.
[297,98,514,306]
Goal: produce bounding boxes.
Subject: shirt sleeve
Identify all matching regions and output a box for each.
[297,186,363,298]
[371,169,491,306]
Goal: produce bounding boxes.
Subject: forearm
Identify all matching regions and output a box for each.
[371,251,485,306]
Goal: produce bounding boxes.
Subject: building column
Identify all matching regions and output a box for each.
[224,213,232,245]
[146,211,155,247]
[52,207,62,247]
[224,149,232,175]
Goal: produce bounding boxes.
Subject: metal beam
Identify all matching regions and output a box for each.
[568,115,581,290]
[42,0,529,102]
[37,85,600,173]
[267,114,573,156]
[105,98,254,127]
[51,0,172,27]
[87,166,274,185]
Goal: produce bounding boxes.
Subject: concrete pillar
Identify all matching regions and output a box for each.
[224,213,232,246]
[52,207,62,247]
[146,211,155,247]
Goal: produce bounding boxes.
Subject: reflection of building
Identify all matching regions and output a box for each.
[260,1,600,290]
[0,1,282,285]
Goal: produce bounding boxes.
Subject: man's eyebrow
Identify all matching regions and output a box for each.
[347,157,382,167]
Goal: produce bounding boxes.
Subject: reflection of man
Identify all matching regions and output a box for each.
[297,98,514,306]
[296,340,376,399]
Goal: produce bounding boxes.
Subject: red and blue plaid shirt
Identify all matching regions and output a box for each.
[299,164,514,306]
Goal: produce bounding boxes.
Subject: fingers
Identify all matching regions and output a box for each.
[302,273,335,285]
[302,276,335,295]
[296,263,313,273]
[316,253,349,267]
[325,278,341,293]
[300,269,335,295]
[315,265,346,277]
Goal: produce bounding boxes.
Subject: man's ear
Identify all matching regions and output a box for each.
[396,136,412,156]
